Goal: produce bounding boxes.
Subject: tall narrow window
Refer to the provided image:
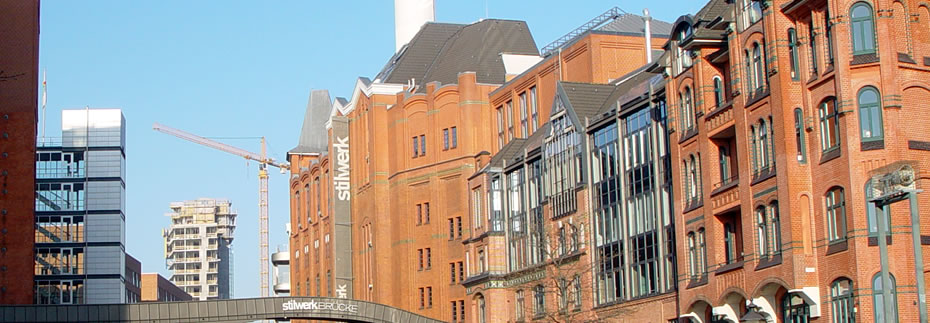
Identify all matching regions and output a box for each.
[496,107,504,148]
[873,273,899,323]
[788,28,800,80]
[697,228,707,274]
[420,135,426,156]
[506,101,514,140]
[794,108,807,163]
[713,77,725,107]
[534,285,545,316]
[825,8,835,64]
[758,120,770,171]
[831,279,855,323]
[412,136,419,157]
[866,180,892,237]
[515,290,525,321]
[819,98,840,151]
[858,87,883,142]
[520,92,528,138]
[826,187,847,242]
[851,2,876,55]
[687,232,697,277]
[688,155,698,201]
[809,21,819,74]
[443,128,450,150]
[770,201,781,254]
[529,87,538,132]
[752,43,765,91]
[725,222,738,263]
[718,146,730,184]
[477,294,487,323]
[744,50,754,93]
[451,127,457,148]
[756,207,768,256]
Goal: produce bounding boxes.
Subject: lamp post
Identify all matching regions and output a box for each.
[739,301,768,323]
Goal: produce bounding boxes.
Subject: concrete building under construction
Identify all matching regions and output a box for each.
[163,198,236,300]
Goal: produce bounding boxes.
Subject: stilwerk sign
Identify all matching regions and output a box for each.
[333,136,350,201]
[282,299,359,313]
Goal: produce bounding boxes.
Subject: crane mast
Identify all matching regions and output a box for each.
[153,122,285,298]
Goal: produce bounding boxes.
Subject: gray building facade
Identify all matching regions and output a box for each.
[163,198,236,300]
[34,109,128,304]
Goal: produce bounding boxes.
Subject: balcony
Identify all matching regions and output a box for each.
[711,175,739,196]
[705,101,734,136]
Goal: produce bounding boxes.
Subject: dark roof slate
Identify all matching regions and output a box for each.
[599,14,673,37]
[290,89,333,154]
[560,82,617,122]
[488,138,528,168]
[376,20,539,88]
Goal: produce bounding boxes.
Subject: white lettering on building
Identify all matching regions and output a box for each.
[333,136,350,201]
[282,299,359,313]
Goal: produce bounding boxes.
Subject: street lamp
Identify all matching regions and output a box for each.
[739,301,768,323]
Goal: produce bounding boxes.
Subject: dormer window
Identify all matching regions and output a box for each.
[675,24,694,75]
[741,0,763,30]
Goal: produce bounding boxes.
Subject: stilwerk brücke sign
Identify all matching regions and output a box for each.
[282,299,359,313]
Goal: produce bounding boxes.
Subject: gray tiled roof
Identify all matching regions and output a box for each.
[289,89,332,154]
[489,138,528,168]
[597,68,661,118]
[694,0,731,23]
[560,82,618,122]
[376,20,539,88]
[599,14,673,38]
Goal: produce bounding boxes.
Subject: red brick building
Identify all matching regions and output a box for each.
[0,0,40,305]
[665,0,930,322]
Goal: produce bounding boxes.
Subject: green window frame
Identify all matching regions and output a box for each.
[713,77,725,107]
[851,2,877,55]
[872,273,898,323]
[809,20,819,75]
[858,86,883,142]
[788,28,800,80]
[826,187,847,242]
[819,98,840,152]
[831,279,855,323]
[794,108,807,163]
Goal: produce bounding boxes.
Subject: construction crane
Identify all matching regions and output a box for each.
[153,122,287,298]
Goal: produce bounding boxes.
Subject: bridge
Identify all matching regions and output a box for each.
[0,297,445,323]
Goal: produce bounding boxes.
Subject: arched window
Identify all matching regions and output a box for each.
[682,86,694,130]
[713,77,725,107]
[477,294,487,323]
[788,28,800,80]
[826,187,847,242]
[697,228,707,274]
[533,285,545,316]
[687,232,697,277]
[819,98,840,151]
[810,20,819,74]
[688,155,698,200]
[831,278,855,323]
[756,206,768,256]
[872,273,899,323]
[770,201,781,254]
[783,293,811,322]
[794,108,807,163]
[858,86,883,142]
[851,2,876,55]
[758,119,770,170]
[752,43,765,91]
[745,50,753,93]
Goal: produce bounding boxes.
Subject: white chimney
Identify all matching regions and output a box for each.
[643,8,653,64]
[395,0,435,53]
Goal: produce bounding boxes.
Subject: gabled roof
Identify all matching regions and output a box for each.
[596,68,660,118]
[375,20,539,89]
[694,0,731,23]
[376,23,463,84]
[289,89,332,155]
[558,82,617,122]
[421,19,539,87]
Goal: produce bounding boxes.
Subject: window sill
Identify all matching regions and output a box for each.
[861,140,884,151]
[678,128,699,144]
[750,168,776,186]
[868,235,892,246]
[686,275,708,289]
[683,200,704,214]
[825,239,848,255]
[924,56,930,67]
[851,53,879,66]
[755,253,782,271]
[922,235,930,245]
[745,88,770,108]
[710,178,739,196]
[898,53,917,64]
[714,260,744,275]
[909,140,930,151]
[819,148,841,165]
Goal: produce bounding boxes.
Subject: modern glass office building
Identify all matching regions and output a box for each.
[34,109,127,304]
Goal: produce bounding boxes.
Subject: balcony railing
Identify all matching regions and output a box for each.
[712,175,740,192]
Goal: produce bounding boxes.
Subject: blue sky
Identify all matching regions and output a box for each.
[37,0,704,298]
